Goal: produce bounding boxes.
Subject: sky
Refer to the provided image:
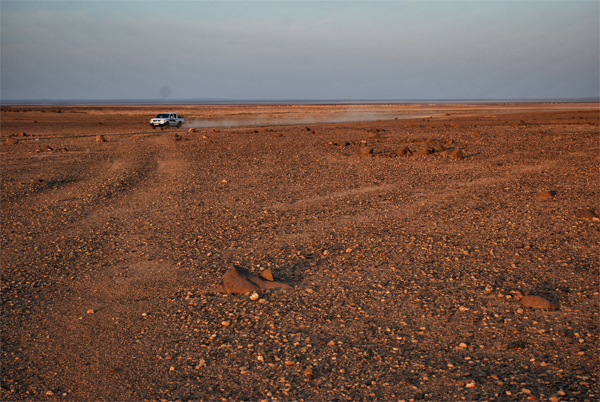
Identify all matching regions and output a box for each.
[1,1,599,102]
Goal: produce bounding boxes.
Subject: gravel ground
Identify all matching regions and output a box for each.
[1,105,598,401]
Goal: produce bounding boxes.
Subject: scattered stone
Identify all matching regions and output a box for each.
[249,292,259,301]
[259,268,274,282]
[450,149,464,160]
[507,340,526,349]
[397,146,411,156]
[303,368,313,377]
[458,306,470,312]
[368,133,380,139]
[520,295,558,310]
[16,132,27,137]
[96,135,107,143]
[459,342,468,349]
[222,321,230,326]
[536,191,554,200]
[438,143,446,152]
[258,127,267,133]
[415,147,431,157]
[484,285,493,293]
[169,133,182,141]
[465,381,476,388]
[219,265,291,294]
[284,360,296,366]
[6,137,18,145]
[579,210,599,221]
[36,145,53,153]
[473,130,480,136]
[359,146,373,156]
[334,141,350,146]
[87,309,94,314]
[188,128,196,133]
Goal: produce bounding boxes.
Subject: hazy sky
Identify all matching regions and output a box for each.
[1,1,598,101]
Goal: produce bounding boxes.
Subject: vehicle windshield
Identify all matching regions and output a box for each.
[155,114,169,118]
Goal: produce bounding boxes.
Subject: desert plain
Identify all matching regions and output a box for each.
[1,103,599,401]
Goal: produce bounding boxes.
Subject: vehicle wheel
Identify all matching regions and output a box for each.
[164,122,170,129]
[177,122,182,128]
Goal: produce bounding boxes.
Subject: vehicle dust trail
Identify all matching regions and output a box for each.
[185,111,432,128]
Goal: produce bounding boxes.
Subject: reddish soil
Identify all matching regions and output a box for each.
[1,103,599,401]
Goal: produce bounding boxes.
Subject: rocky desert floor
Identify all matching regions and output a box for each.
[1,103,599,402]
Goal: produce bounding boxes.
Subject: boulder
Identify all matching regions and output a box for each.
[259,268,274,281]
[579,210,599,221]
[220,265,291,294]
[397,146,411,156]
[450,149,464,160]
[520,295,558,310]
[359,146,373,156]
[536,191,554,200]
[36,145,53,152]
[415,147,431,157]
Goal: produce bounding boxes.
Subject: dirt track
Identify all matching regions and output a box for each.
[1,104,599,401]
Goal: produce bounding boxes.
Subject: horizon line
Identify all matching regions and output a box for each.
[2,97,599,107]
